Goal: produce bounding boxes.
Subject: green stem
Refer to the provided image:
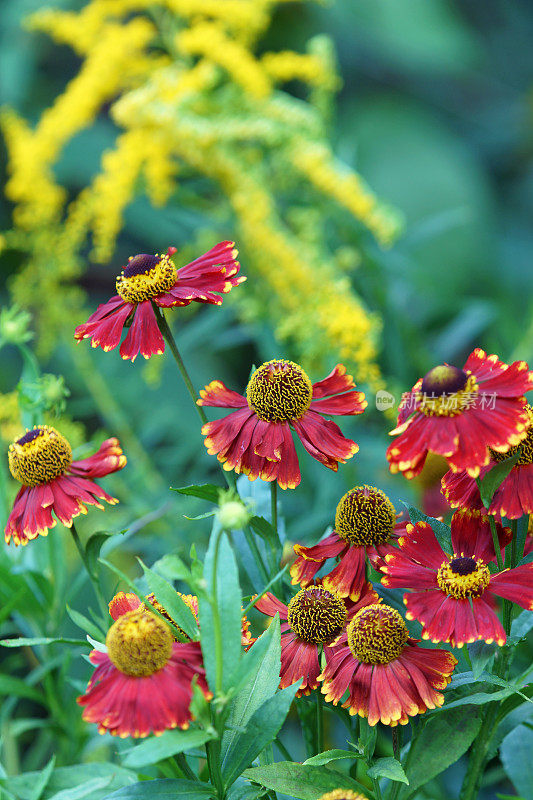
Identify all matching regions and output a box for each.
[69,522,108,622]
[206,739,225,799]
[488,516,504,571]
[211,524,225,697]
[271,481,278,538]
[316,690,324,755]
[275,736,293,762]
[392,727,402,762]
[459,702,500,800]
[372,777,384,800]
[243,525,270,584]
[174,752,198,782]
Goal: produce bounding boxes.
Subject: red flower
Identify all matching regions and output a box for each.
[254,583,378,696]
[198,361,367,489]
[290,486,407,601]
[5,426,126,546]
[78,598,210,737]
[379,510,532,647]
[387,349,533,479]
[319,603,457,726]
[74,242,244,362]
[442,405,533,519]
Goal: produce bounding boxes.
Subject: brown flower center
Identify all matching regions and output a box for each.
[437,555,490,599]
[490,405,533,465]
[347,604,408,664]
[106,609,173,677]
[418,365,478,417]
[335,486,396,547]
[287,586,347,644]
[116,252,177,304]
[8,426,72,486]
[246,360,313,422]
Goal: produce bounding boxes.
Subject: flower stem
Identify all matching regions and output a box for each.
[154,306,208,426]
[69,521,108,622]
[316,691,324,755]
[392,727,402,762]
[488,515,504,571]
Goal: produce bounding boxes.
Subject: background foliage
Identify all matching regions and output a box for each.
[0,0,532,798]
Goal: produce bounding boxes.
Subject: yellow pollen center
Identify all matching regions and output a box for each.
[418,366,478,417]
[106,609,173,677]
[8,426,72,486]
[437,556,491,599]
[490,405,533,466]
[287,586,347,644]
[116,253,177,304]
[347,604,408,664]
[318,792,369,800]
[335,486,396,547]
[246,360,313,422]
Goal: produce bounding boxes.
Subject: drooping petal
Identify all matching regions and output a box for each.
[198,380,248,409]
[119,301,165,362]
[74,296,132,353]
[293,410,359,470]
[322,545,368,602]
[450,509,511,563]
[311,364,356,398]
[441,467,486,512]
[489,564,533,610]
[280,633,321,695]
[69,437,127,478]
[254,591,289,620]
[291,532,346,588]
[157,241,244,307]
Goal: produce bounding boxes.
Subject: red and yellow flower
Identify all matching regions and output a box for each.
[5,426,126,546]
[387,349,532,479]
[442,404,533,519]
[319,603,456,726]
[254,583,378,696]
[198,361,367,489]
[77,595,210,738]
[379,511,532,647]
[291,486,407,601]
[74,242,244,362]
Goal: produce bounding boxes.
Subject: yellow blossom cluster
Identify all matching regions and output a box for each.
[1,0,403,388]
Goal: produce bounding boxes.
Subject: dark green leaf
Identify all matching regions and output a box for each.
[0,637,88,648]
[85,532,113,576]
[367,757,408,785]
[226,781,266,800]
[103,780,215,799]
[477,451,522,509]
[303,750,361,766]
[468,640,497,680]
[66,606,104,641]
[199,526,242,694]
[222,682,300,788]
[249,516,277,546]
[501,724,533,800]
[243,762,368,800]
[0,764,135,800]
[122,729,216,768]
[221,618,281,769]
[172,484,222,504]
[0,675,46,705]
[509,610,533,645]
[404,504,452,554]
[138,559,198,640]
[399,708,481,799]
[48,777,114,800]
[29,755,55,800]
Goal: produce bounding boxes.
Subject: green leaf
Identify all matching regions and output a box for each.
[0,637,88,648]
[173,484,222,503]
[227,614,280,699]
[85,532,114,576]
[222,682,300,788]
[221,618,281,769]
[66,606,104,641]
[509,609,533,645]
[199,526,242,694]
[501,724,533,800]
[468,640,497,680]
[121,729,216,768]
[137,558,198,640]
[303,749,361,766]
[103,780,215,799]
[29,755,55,800]
[477,451,522,509]
[48,777,115,800]
[404,504,452,554]
[399,708,481,799]
[226,781,266,800]
[249,516,277,547]
[0,764,136,800]
[367,757,408,785]
[242,762,368,800]
[442,688,517,709]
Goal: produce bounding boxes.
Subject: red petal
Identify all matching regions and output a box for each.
[198,380,247,408]
[70,438,126,478]
[322,545,367,601]
[119,301,165,362]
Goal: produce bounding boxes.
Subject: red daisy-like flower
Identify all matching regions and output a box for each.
[442,404,533,519]
[77,598,210,737]
[198,361,367,489]
[379,510,532,647]
[319,603,457,726]
[387,349,533,479]
[290,486,407,602]
[74,242,244,362]
[254,583,378,696]
[5,426,126,546]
